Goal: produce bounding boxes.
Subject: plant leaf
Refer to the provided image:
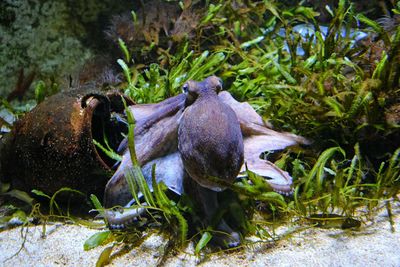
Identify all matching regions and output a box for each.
[5,189,35,205]
[84,231,112,251]
[95,245,114,267]
[195,231,212,254]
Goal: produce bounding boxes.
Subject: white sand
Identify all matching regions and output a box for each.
[1,202,399,267]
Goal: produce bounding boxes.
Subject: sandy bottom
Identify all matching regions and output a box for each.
[1,202,399,267]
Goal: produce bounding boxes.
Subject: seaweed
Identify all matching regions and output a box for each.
[1,0,400,263]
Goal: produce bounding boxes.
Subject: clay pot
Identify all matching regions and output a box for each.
[0,87,132,199]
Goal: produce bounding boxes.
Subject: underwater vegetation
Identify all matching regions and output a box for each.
[0,0,133,98]
[0,0,400,263]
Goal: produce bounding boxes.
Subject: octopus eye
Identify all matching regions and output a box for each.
[215,78,223,92]
[182,83,189,94]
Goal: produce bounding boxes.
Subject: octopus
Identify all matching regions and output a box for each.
[0,76,308,248]
[102,76,308,247]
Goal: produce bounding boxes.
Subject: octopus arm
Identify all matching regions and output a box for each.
[219,91,309,194]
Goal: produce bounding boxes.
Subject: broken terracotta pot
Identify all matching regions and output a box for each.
[0,87,132,199]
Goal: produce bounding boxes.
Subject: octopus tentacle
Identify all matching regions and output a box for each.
[103,205,146,229]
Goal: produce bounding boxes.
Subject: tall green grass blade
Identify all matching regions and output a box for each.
[372,51,388,80]
[356,14,388,43]
[151,165,188,245]
[124,168,141,206]
[324,97,344,117]
[131,10,137,23]
[195,231,212,255]
[95,245,114,267]
[240,36,265,49]
[200,4,222,25]
[49,187,85,216]
[187,52,226,81]
[345,151,358,188]
[304,147,346,194]
[135,166,156,207]
[122,100,155,207]
[4,189,35,205]
[84,231,112,251]
[117,59,132,85]
[31,189,51,199]
[118,38,130,63]
[34,80,46,104]
[271,60,297,84]
[93,139,122,161]
[89,194,107,221]
[385,148,400,185]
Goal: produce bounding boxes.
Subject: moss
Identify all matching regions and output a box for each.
[0,0,94,97]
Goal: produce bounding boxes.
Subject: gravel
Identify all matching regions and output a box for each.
[0,202,399,267]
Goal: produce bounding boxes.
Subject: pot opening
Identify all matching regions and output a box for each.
[91,101,127,169]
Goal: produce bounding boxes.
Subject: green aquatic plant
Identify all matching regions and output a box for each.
[1,0,400,262]
[206,0,400,163]
[83,1,400,256]
[291,143,400,220]
[117,48,226,103]
[0,0,93,98]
